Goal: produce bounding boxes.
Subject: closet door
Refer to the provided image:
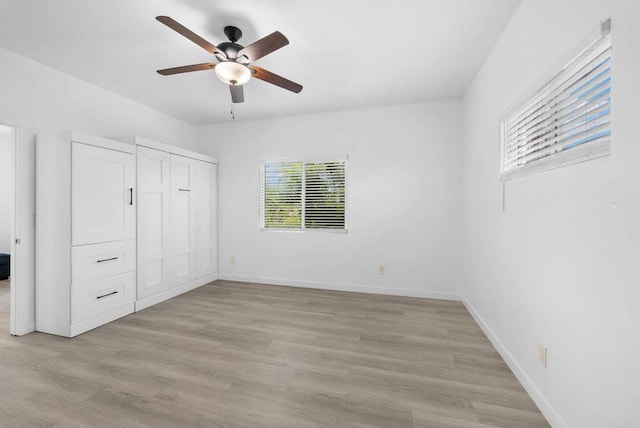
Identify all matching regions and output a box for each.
[72,142,135,245]
[196,161,218,278]
[171,154,197,285]
[137,147,172,299]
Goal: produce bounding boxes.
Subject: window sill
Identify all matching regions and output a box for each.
[259,228,348,234]
[501,139,610,182]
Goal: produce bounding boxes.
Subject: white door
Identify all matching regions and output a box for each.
[136,147,172,299]
[72,143,135,246]
[196,161,217,278]
[171,154,197,285]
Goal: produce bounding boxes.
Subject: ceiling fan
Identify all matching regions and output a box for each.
[155,16,303,104]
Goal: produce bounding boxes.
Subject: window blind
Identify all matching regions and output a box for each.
[501,31,611,181]
[260,158,346,231]
[304,161,346,229]
[260,161,302,229]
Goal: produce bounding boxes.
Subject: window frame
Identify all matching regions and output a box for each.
[259,156,348,233]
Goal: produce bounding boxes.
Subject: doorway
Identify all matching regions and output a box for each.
[0,124,16,334]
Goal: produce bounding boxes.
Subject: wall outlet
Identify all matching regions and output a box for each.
[230,256,236,265]
[378,265,385,275]
[537,343,548,368]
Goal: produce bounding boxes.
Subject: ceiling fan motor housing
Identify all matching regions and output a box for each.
[216,41,244,60]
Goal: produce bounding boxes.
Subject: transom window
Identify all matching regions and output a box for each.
[501,24,611,181]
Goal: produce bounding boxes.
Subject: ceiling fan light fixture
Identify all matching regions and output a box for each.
[215,61,251,86]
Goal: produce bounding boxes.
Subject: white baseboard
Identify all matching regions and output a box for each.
[218,273,462,301]
[462,298,568,428]
[70,303,134,337]
[135,273,219,311]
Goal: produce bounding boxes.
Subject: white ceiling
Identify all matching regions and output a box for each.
[0,0,520,125]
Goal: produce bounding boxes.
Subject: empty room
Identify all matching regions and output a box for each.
[0,0,638,427]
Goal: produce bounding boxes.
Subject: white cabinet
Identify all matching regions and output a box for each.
[72,240,136,284]
[128,136,218,311]
[36,132,218,335]
[72,143,135,245]
[36,132,136,337]
[196,161,218,278]
[171,154,197,284]
[136,146,172,299]
[71,272,136,325]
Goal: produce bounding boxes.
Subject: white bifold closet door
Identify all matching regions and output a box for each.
[196,161,218,277]
[170,154,197,284]
[72,142,135,246]
[136,146,172,299]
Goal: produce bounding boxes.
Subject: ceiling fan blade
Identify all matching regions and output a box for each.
[237,31,289,63]
[230,85,245,103]
[250,66,303,93]
[156,16,226,58]
[157,63,215,75]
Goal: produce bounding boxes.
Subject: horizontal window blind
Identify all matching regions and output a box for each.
[260,161,302,229]
[501,31,611,181]
[305,161,346,229]
[260,158,347,231]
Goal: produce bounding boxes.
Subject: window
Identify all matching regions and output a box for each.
[501,26,611,181]
[260,158,346,231]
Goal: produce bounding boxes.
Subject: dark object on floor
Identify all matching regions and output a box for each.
[0,253,9,280]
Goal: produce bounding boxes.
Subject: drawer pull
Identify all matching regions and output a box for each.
[96,291,118,300]
[178,188,191,192]
[96,256,118,263]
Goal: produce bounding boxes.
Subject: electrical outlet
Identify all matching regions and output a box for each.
[378,266,385,275]
[537,343,548,368]
[230,256,236,265]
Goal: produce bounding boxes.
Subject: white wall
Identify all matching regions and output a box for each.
[0,46,197,334]
[461,1,640,427]
[197,101,463,299]
[0,126,11,254]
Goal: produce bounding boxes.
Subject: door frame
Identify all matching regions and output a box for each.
[3,123,32,336]
[2,122,17,335]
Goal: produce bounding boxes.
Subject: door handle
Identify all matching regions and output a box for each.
[178,188,191,192]
[129,188,133,205]
[96,291,118,300]
[96,257,118,263]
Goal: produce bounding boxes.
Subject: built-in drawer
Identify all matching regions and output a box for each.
[72,240,135,284]
[71,271,135,324]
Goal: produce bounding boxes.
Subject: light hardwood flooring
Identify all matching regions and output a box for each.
[0,280,550,427]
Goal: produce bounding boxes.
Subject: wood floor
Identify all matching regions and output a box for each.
[0,280,549,427]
